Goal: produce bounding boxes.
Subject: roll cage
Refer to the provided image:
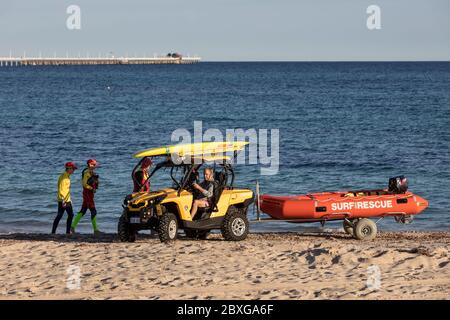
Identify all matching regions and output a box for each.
[132,156,235,195]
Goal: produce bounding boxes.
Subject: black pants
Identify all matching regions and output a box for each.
[79,206,97,219]
[52,201,74,234]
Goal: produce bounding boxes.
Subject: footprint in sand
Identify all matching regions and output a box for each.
[100,277,112,283]
[438,260,449,268]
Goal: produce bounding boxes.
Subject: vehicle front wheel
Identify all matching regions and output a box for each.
[118,213,136,242]
[158,212,178,243]
[353,218,377,241]
[221,208,249,241]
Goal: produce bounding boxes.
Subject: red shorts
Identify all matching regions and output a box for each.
[82,188,95,209]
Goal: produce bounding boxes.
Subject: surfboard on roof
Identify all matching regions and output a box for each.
[133,141,249,158]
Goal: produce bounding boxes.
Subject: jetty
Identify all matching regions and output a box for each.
[0,55,201,66]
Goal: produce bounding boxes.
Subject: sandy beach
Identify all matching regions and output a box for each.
[0,231,448,300]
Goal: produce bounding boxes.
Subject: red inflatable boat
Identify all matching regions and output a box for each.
[258,176,429,240]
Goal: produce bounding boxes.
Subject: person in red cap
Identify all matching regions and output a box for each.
[133,157,152,192]
[71,159,102,235]
[52,162,77,234]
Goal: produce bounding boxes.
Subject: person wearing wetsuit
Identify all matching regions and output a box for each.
[190,167,215,220]
[71,159,101,235]
[52,162,77,234]
[133,157,152,192]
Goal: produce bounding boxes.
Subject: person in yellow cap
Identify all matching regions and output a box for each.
[52,162,77,234]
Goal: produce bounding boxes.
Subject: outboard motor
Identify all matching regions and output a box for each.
[388,176,408,194]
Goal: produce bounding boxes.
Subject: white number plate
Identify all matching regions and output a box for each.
[130,217,140,224]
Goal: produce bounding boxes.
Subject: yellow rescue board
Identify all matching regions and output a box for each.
[192,154,231,162]
[133,141,248,158]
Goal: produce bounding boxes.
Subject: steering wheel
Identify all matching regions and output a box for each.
[186,169,200,193]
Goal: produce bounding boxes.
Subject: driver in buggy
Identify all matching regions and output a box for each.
[190,167,215,220]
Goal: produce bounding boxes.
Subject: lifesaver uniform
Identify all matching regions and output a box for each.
[71,168,100,232]
[133,167,150,192]
[82,168,97,209]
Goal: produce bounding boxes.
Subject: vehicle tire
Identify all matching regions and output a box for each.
[118,213,135,242]
[343,219,354,235]
[221,207,249,241]
[353,218,377,241]
[158,212,178,243]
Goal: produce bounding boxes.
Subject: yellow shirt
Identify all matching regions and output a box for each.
[57,172,71,203]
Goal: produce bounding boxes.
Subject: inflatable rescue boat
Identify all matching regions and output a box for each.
[258,176,429,240]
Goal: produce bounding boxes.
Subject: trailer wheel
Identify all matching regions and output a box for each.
[353,218,377,241]
[343,219,354,235]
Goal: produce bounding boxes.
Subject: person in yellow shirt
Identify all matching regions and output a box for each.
[52,162,77,234]
[71,159,101,235]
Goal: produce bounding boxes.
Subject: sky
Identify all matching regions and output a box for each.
[0,0,449,61]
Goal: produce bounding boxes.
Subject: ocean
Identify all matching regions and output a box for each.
[0,62,449,234]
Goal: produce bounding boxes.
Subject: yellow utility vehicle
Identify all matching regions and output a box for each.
[118,142,254,243]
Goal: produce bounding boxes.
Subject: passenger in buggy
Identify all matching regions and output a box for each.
[190,167,215,220]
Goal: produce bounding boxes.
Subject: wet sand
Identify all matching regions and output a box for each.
[0,231,449,300]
